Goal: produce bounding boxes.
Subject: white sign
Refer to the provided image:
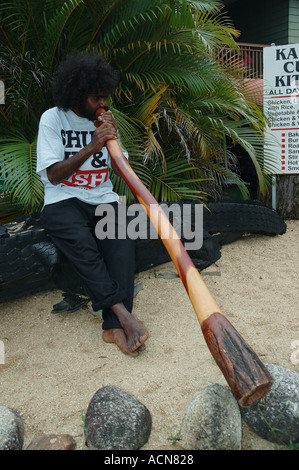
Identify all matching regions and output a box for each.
[0,81,4,104]
[263,44,299,174]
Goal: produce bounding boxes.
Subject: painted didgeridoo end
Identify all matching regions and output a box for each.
[201,312,274,407]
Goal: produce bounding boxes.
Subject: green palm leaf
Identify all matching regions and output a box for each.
[0,137,44,211]
[0,0,277,217]
[111,156,207,204]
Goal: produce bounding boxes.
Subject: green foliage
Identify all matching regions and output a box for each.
[0,136,43,211]
[0,0,274,218]
[111,155,208,204]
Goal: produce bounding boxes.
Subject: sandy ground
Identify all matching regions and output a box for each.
[0,220,298,450]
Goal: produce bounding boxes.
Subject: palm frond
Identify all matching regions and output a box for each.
[0,137,44,211]
[111,156,206,204]
[0,0,275,217]
[42,0,86,73]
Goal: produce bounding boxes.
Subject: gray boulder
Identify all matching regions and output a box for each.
[0,406,24,450]
[184,383,242,450]
[241,363,299,445]
[84,385,152,450]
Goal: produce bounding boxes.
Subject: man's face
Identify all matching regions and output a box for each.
[76,92,109,121]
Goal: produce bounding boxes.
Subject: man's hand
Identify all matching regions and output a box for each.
[91,120,118,153]
[95,110,118,131]
[93,111,121,176]
[93,110,118,149]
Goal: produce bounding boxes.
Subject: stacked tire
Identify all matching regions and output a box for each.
[0,224,55,302]
[0,201,287,303]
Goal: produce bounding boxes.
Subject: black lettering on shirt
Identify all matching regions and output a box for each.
[65,130,82,148]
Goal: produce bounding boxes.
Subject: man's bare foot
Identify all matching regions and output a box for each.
[111,303,149,353]
[102,329,139,357]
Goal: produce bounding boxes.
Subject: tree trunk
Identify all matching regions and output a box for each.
[258,175,299,220]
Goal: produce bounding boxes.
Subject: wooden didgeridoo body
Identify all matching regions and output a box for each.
[95,110,273,406]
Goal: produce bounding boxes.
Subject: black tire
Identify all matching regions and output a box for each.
[0,219,221,300]
[0,223,54,302]
[0,225,50,282]
[0,271,56,303]
[203,200,287,235]
[0,200,287,302]
[134,228,222,273]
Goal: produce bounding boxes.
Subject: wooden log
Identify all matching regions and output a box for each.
[259,175,299,219]
[201,312,273,406]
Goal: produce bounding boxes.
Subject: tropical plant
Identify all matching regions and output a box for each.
[0,0,274,220]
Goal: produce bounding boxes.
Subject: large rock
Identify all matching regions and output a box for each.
[84,385,152,450]
[0,406,24,450]
[26,434,77,450]
[240,363,299,445]
[183,383,242,450]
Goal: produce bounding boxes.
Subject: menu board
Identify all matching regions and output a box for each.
[263,44,299,174]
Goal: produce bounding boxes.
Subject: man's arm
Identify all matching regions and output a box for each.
[47,120,118,185]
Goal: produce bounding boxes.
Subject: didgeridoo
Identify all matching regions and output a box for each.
[95,108,273,407]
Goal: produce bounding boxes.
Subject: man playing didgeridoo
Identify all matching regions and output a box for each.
[36,51,148,356]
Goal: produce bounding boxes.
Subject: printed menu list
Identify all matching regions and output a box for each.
[264,96,299,173]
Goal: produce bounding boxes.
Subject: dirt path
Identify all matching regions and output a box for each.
[0,220,298,450]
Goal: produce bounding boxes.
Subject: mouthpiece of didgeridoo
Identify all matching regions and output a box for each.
[94,107,109,127]
[94,107,274,407]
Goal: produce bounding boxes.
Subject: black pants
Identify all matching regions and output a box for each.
[41,198,135,330]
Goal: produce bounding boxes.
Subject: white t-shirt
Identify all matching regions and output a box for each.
[36,107,127,206]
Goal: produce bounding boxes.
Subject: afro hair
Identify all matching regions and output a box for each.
[52,51,119,111]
